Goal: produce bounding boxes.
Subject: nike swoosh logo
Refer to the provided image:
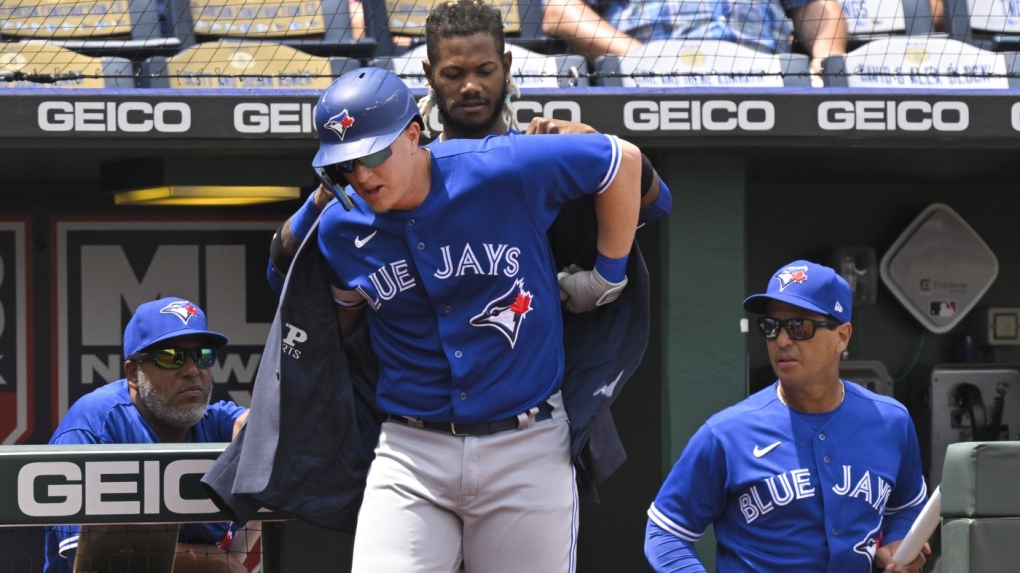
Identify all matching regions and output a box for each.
[753,441,782,458]
[354,231,378,249]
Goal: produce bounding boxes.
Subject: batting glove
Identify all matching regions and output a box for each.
[557,264,628,313]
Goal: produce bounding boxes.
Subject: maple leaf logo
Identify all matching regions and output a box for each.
[324,109,355,140]
[511,292,532,315]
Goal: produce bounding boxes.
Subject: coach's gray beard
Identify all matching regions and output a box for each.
[137,370,209,430]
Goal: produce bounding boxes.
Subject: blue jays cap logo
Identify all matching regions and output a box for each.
[324,109,355,140]
[774,265,809,292]
[470,278,534,349]
[161,300,200,324]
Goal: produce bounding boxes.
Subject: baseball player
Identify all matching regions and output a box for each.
[311,66,641,572]
[266,0,671,294]
[645,260,930,573]
[43,297,248,573]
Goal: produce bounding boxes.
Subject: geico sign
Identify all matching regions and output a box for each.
[624,100,775,131]
[38,101,191,132]
[817,101,968,131]
[18,460,217,517]
[234,102,316,134]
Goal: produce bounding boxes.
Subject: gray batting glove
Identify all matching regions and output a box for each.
[557,264,628,313]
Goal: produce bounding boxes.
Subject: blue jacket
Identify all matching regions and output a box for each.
[203,206,650,531]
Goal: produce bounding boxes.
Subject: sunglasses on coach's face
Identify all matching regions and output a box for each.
[756,316,841,341]
[130,347,217,369]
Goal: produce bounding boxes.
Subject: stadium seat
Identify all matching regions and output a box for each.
[940,442,1020,572]
[170,0,376,60]
[594,40,811,87]
[139,39,359,88]
[836,0,937,50]
[361,0,561,58]
[372,42,589,88]
[0,40,135,88]
[943,0,1020,51]
[822,35,1020,87]
[0,0,187,61]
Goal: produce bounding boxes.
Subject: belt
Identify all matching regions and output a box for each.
[387,401,554,437]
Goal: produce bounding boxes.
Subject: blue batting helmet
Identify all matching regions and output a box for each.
[313,67,423,169]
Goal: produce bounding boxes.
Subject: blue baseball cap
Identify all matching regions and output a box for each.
[743,260,852,323]
[123,297,228,358]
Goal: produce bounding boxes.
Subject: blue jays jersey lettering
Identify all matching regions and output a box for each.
[318,133,622,425]
[43,379,245,573]
[647,382,927,572]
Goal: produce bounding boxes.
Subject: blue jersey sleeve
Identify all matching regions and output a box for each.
[648,422,729,543]
[880,414,928,542]
[508,133,623,229]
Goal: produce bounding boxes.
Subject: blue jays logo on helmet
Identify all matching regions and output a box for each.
[160,300,200,324]
[324,109,355,140]
[470,279,534,349]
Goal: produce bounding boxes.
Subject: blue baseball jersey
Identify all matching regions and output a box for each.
[43,379,246,573]
[318,133,623,424]
[648,381,927,572]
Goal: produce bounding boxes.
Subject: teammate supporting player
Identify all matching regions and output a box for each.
[266,0,671,292]
[644,260,930,573]
[312,66,641,572]
[43,297,248,573]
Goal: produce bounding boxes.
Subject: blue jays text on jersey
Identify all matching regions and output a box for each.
[647,381,927,573]
[318,133,623,426]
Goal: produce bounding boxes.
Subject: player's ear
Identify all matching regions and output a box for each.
[423,60,433,84]
[124,359,141,388]
[503,50,512,78]
[835,322,852,354]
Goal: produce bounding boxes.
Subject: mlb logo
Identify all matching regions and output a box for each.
[930,300,957,317]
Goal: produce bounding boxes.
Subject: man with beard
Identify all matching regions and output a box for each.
[43,297,248,573]
[266,0,671,291]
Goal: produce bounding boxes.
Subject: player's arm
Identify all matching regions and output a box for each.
[268,185,336,291]
[644,520,707,573]
[525,120,672,224]
[558,138,641,313]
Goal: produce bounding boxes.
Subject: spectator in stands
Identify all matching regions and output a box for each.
[43,297,248,573]
[540,0,848,73]
[267,0,671,289]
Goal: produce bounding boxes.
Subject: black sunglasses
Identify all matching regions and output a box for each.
[756,317,842,341]
[314,146,393,211]
[130,347,217,369]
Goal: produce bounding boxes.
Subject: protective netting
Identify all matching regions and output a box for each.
[0,0,1017,89]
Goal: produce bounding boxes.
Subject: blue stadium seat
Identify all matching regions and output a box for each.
[0,0,185,62]
[943,0,1020,51]
[361,0,562,58]
[168,0,376,60]
[837,0,937,50]
[139,39,359,87]
[372,42,588,88]
[594,40,811,87]
[822,35,1020,87]
[0,40,136,88]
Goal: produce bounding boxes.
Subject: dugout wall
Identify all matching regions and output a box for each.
[3,88,1020,571]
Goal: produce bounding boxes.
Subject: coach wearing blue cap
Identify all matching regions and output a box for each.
[43,297,248,573]
[644,260,931,573]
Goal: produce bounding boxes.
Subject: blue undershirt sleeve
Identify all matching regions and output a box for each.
[644,520,707,573]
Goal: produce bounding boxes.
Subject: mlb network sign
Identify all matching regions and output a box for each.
[0,221,30,444]
[54,219,278,422]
